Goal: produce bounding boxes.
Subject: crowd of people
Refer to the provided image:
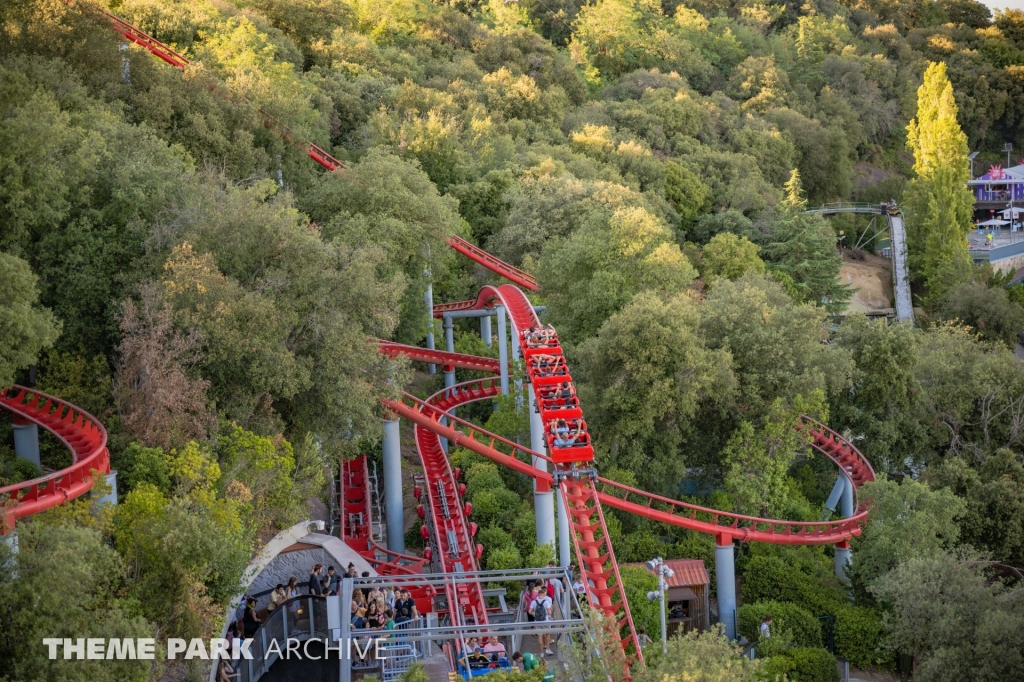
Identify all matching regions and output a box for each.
[218,566,584,681]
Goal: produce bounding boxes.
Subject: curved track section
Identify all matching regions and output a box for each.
[0,386,110,532]
[387,375,874,546]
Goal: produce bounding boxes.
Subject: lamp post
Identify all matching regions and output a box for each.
[646,557,675,655]
[1007,143,1014,170]
[969,151,979,179]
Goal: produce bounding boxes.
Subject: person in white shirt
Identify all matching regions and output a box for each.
[759,617,772,639]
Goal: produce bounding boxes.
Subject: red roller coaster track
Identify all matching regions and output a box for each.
[381,285,876,664]
[81,3,540,292]
[0,386,110,533]
[3,8,876,671]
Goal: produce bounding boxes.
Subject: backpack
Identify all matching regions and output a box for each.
[532,596,549,622]
[546,580,555,599]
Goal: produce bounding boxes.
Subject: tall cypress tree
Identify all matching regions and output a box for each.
[904,62,975,305]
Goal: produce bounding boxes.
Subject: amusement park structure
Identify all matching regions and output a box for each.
[1,5,876,672]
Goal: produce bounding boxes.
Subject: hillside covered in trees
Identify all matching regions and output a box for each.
[2,0,1024,680]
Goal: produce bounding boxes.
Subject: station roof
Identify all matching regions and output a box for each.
[628,559,709,588]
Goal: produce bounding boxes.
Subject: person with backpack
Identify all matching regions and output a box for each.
[530,586,554,655]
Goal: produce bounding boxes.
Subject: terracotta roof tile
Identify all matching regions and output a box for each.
[627,559,709,588]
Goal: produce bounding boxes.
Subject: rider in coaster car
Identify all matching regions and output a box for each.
[552,419,586,448]
[530,354,566,377]
[525,325,558,348]
[540,380,575,403]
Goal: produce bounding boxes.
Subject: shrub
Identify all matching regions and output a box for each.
[742,554,846,615]
[834,605,890,669]
[737,601,822,647]
[786,647,840,682]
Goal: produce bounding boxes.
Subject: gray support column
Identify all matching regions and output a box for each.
[556,487,572,568]
[837,474,854,585]
[92,471,118,507]
[715,537,737,640]
[824,475,845,514]
[444,315,455,354]
[835,541,852,582]
[383,419,405,554]
[840,474,854,519]
[481,314,492,347]
[424,275,435,375]
[529,387,555,550]
[12,419,40,467]
[496,305,509,395]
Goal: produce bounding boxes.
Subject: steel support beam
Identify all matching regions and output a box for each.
[529,387,555,550]
[715,537,737,640]
[835,541,852,582]
[556,488,571,568]
[824,475,845,513]
[496,305,508,395]
[424,276,435,375]
[12,419,39,467]
[383,418,405,554]
[840,474,854,519]
[481,314,492,347]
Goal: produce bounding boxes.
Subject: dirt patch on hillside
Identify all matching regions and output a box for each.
[840,250,893,313]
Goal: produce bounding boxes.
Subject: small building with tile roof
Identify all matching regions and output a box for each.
[629,558,711,635]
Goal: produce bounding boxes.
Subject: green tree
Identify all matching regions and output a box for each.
[722,394,822,519]
[575,292,733,492]
[0,523,156,682]
[936,281,1024,348]
[872,552,1024,681]
[539,206,697,344]
[701,233,765,283]
[783,168,808,211]
[903,62,975,304]
[630,626,764,682]
[831,315,921,473]
[764,213,850,310]
[929,450,1024,566]
[699,273,851,412]
[0,252,61,386]
[851,477,965,590]
[689,210,758,246]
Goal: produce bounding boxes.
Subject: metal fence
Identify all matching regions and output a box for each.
[221,596,329,682]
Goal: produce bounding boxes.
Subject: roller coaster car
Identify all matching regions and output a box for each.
[539,403,582,422]
[520,331,560,356]
[527,355,569,377]
[546,419,594,464]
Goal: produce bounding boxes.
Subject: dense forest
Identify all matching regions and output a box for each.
[2,0,1024,680]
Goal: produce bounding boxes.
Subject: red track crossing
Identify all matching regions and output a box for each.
[383,285,877,664]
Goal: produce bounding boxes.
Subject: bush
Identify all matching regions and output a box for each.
[619,566,660,643]
[404,519,425,549]
[737,601,822,647]
[742,554,846,615]
[786,647,840,682]
[834,605,889,670]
